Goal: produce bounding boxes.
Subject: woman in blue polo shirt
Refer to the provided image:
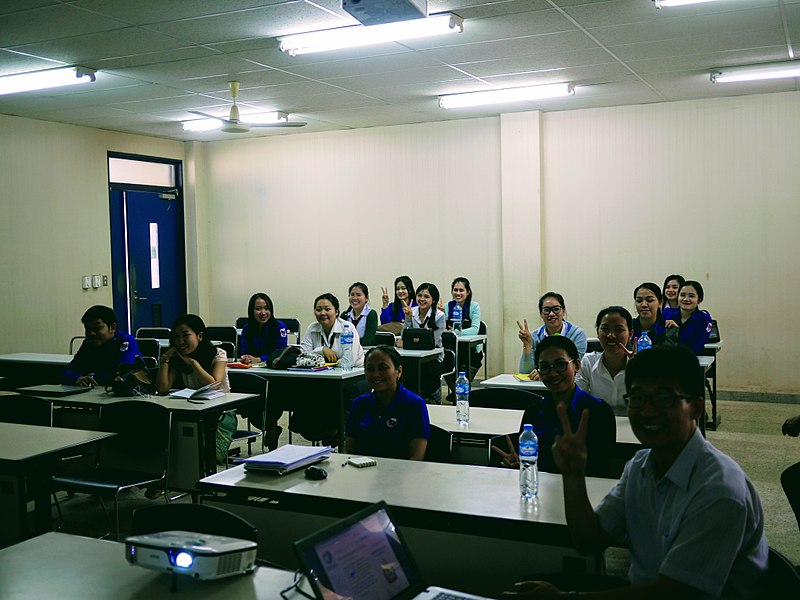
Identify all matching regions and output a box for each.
[345,346,430,460]
[239,292,288,364]
[664,280,713,355]
[518,291,587,379]
[632,282,675,346]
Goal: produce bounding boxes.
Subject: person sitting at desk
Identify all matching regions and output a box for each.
[504,345,768,599]
[575,306,635,416]
[341,282,378,346]
[63,305,140,387]
[518,292,587,380]
[663,280,713,355]
[300,293,365,367]
[345,346,430,460]
[661,273,685,312]
[492,336,615,478]
[156,314,234,464]
[632,282,677,346]
[402,282,446,404]
[239,292,288,365]
[379,275,416,335]
[444,276,482,401]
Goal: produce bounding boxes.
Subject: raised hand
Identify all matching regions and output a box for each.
[381,286,390,309]
[551,403,589,476]
[491,434,520,469]
[517,319,533,349]
[401,298,413,319]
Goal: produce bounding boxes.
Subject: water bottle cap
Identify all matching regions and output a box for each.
[523,424,533,430]
[458,371,466,377]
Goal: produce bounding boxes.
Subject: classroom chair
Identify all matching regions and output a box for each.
[781,461,800,534]
[373,331,396,346]
[276,317,301,344]
[764,547,800,596]
[131,503,257,542]
[69,336,84,354]
[135,338,161,362]
[52,401,171,540]
[469,387,543,411]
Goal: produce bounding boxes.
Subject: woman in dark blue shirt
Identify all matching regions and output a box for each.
[663,280,713,355]
[240,292,288,364]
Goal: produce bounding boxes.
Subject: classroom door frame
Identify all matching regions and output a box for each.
[108,152,187,335]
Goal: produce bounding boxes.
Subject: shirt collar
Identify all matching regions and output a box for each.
[641,427,704,490]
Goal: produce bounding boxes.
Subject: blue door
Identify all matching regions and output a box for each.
[110,189,187,334]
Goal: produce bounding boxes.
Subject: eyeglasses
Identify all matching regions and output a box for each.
[623,393,689,409]
[541,306,562,315]
[536,359,574,374]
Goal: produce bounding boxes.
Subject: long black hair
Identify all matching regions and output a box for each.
[170,313,217,370]
[244,292,281,349]
[449,276,473,324]
[391,275,414,321]
[415,282,441,331]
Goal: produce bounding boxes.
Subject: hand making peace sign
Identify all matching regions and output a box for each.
[551,403,589,476]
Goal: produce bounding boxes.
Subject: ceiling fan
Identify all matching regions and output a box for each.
[187,81,307,133]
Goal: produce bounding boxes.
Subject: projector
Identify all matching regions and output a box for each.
[342,0,427,26]
[125,530,258,580]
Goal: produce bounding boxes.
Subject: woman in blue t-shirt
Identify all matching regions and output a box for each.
[379,275,416,334]
[240,292,288,364]
[663,280,713,355]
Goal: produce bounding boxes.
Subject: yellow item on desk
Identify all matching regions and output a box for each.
[514,373,533,382]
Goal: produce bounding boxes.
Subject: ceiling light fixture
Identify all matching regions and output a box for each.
[279,13,463,56]
[182,112,288,131]
[0,65,97,96]
[653,0,721,8]
[710,61,800,83]
[439,83,574,109]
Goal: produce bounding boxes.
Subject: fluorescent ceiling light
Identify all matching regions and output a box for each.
[0,65,96,96]
[182,112,285,131]
[439,83,574,109]
[711,61,800,83]
[279,13,463,56]
[653,0,721,8]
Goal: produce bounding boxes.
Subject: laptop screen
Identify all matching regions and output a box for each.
[295,502,425,600]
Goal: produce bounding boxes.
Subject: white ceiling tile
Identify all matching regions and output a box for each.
[0,4,128,47]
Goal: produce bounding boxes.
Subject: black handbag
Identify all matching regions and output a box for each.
[106,355,153,396]
[402,327,435,350]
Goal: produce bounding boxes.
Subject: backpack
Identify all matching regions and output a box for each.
[265,346,301,369]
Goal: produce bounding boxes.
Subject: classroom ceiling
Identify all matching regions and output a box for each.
[0,0,798,141]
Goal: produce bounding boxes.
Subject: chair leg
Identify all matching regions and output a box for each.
[97,496,112,539]
[52,492,63,531]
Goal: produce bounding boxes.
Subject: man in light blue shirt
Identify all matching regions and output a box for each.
[505,345,768,600]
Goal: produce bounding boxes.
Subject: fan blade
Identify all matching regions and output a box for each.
[248,121,308,128]
[187,110,227,122]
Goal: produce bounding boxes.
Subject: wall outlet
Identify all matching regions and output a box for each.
[82,276,91,290]
[92,275,102,289]
[102,275,108,286]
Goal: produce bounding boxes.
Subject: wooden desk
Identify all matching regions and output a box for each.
[25,389,258,492]
[0,532,298,599]
[229,366,364,449]
[199,459,616,595]
[0,423,114,546]
[0,353,72,388]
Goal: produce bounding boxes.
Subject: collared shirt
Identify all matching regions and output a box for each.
[403,306,446,361]
[345,385,430,459]
[62,332,140,386]
[575,351,627,415]
[240,320,288,361]
[519,320,588,372]
[300,318,365,367]
[633,314,668,346]
[518,386,615,478]
[595,428,768,598]
[663,308,713,355]
[341,305,377,346]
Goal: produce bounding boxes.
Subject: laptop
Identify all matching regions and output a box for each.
[294,501,490,600]
[401,328,435,351]
[17,384,91,397]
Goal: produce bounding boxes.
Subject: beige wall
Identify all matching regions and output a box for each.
[3,90,799,394]
[0,114,183,353]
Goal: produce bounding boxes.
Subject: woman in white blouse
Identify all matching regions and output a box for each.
[575,306,634,415]
[300,292,364,367]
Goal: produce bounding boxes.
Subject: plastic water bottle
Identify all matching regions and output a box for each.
[637,331,652,352]
[455,371,470,424]
[451,302,463,336]
[340,323,354,372]
[519,424,539,500]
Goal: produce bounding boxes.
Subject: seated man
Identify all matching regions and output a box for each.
[505,344,768,600]
[63,305,140,387]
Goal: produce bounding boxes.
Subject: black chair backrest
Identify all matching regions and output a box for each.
[373,331,396,347]
[708,319,720,343]
[765,547,800,596]
[276,317,301,341]
[235,317,248,329]
[586,338,602,353]
[205,326,237,344]
[136,338,160,360]
[136,327,170,341]
[441,349,456,377]
[442,331,457,353]
[0,394,53,426]
[781,462,800,533]
[131,504,258,542]
[478,321,487,335]
[215,341,236,360]
[424,425,452,464]
[469,387,543,411]
[98,401,170,471]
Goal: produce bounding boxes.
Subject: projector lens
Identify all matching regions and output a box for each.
[175,551,194,568]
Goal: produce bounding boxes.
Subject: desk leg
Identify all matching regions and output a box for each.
[0,473,26,546]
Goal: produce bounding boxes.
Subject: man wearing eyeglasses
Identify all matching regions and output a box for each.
[505,345,768,600]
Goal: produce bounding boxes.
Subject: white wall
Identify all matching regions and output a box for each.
[0,114,183,354]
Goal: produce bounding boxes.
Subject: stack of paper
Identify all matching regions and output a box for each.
[238,444,332,475]
[168,382,225,400]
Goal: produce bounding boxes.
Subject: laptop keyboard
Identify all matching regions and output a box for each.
[430,593,474,600]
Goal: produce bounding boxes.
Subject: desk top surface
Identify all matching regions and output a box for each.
[0,532,296,599]
[395,348,444,358]
[0,352,73,365]
[426,405,522,436]
[239,365,364,379]
[481,374,547,391]
[0,423,113,463]
[200,456,616,527]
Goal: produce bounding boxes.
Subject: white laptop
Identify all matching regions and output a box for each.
[294,501,491,600]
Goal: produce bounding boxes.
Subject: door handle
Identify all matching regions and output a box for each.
[133,290,148,302]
